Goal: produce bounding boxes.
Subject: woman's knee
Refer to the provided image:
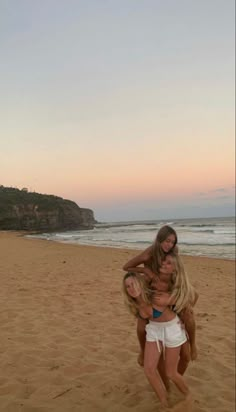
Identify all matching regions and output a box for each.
[165,368,177,380]
[144,364,156,379]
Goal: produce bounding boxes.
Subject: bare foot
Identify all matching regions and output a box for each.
[190,344,198,360]
[170,393,193,412]
[137,352,144,366]
[159,399,169,411]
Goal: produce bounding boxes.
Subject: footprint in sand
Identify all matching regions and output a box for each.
[168,394,193,412]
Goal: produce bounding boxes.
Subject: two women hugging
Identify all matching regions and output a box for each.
[122,225,198,408]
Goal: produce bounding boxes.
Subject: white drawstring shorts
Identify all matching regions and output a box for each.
[145,315,187,353]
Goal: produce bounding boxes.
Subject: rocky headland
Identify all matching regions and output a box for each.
[0,186,96,231]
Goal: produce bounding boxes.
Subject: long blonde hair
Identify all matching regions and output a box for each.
[169,253,195,313]
[150,225,178,273]
[122,272,152,317]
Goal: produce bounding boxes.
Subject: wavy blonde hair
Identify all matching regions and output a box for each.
[168,253,195,313]
[122,272,152,317]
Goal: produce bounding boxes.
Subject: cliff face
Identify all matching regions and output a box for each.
[0,186,96,231]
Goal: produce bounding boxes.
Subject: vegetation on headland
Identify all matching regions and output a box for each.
[0,185,96,231]
[0,186,76,210]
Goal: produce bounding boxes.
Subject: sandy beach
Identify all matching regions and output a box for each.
[0,231,235,412]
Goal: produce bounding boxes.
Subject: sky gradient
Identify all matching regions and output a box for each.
[1,0,235,221]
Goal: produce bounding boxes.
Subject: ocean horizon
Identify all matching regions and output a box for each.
[27,216,236,260]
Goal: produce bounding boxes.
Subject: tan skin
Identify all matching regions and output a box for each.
[123,235,198,371]
[131,256,193,370]
[124,274,190,408]
[126,261,177,321]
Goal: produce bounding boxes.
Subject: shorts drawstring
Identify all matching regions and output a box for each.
[155,328,166,359]
[156,339,161,353]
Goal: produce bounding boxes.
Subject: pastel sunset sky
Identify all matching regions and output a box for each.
[1,0,235,221]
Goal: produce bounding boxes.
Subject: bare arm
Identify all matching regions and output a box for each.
[153,292,177,306]
[125,265,156,282]
[122,246,152,271]
[155,288,198,308]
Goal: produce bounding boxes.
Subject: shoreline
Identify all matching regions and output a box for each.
[0,231,235,412]
[20,231,235,262]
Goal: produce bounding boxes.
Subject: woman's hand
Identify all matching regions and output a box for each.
[154,292,172,306]
[124,266,155,280]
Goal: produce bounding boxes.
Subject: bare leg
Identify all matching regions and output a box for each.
[144,341,168,406]
[165,347,189,395]
[158,353,170,391]
[179,307,197,360]
[178,341,191,375]
[136,317,147,366]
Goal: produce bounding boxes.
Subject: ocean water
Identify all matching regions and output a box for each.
[28,216,236,260]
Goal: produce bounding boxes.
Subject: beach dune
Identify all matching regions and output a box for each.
[0,232,235,412]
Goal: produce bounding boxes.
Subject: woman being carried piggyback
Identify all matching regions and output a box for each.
[123,225,198,372]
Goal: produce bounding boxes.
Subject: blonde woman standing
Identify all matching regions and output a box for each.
[123,225,198,368]
[123,254,196,408]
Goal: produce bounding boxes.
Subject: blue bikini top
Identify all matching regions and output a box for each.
[152,308,163,318]
[138,307,163,320]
